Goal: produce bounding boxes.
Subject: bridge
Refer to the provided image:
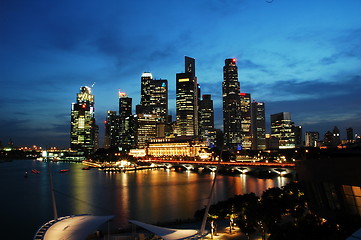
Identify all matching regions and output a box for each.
[138,159,295,175]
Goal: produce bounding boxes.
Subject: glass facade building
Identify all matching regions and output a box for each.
[176,56,199,137]
[270,112,295,149]
[251,101,266,150]
[199,94,216,146]
[139,72,168,122]
[305,131,319,147]
[70,86,97,155]
[222,58,242,150]
[297,151,361,221]
[240,93,252,150]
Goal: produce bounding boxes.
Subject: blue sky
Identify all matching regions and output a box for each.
[1,0,360,148]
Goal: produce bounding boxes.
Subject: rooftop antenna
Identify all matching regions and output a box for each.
[91,82,96,88]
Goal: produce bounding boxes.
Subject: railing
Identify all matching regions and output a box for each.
[139,159,295,168]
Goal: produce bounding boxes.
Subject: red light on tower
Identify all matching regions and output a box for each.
[82,104,86,108]
[232,58,236,63]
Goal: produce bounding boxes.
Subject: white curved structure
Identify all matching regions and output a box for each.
[34,214,113,240]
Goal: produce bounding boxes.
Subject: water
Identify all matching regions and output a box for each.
[0,160,292,239]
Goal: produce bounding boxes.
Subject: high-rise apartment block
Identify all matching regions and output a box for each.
[251,101,266,150]
[176,56,199,137]
[222,58,242,150]
[240,93,252,149]
[270,112,295,149]
[70,86,98,155]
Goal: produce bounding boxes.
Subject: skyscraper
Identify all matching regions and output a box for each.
[251,101,266,150]
[104,110,121,149]
[240,93,252,149]
[138,72,168,122]
[70,86,97,155]
[222,58,242,150]
[118,92,134,152]
[149,78,168,121]
[140,72,153,109]
[199,94,216,146]
[176,56,199,137]
[270,112,295,149]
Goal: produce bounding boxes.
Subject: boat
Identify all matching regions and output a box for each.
[59,169,69,173]
[32,169,40,174]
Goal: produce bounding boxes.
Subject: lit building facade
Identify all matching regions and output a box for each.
[240,93,252,150]
[199,94,216,146]
[270,112,295,149]
[176,56,199,137]
[119,92,134,152]
[138,72,168,122]
[146,136,211,160]
[305,131,319,147]
[104,110,121,149]
[134,114,158,149]
[222,58,242,150]
[251,101,266,150]
[149,78,168,122]
[70,86,98,155]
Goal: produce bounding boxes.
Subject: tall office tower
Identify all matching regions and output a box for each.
[332,126,341,146]
[251,101,266,150]
[138,72,168,122]
[176,56,199,136]
[270,112,295,149]
[222,58,242,150]
[240,93,252,149]
[70,86,97,155]
[134,114,158,149]
[104,111,121,149]
[118,92,134,152]
[305,132,319,147]
[347,127,354,141]
[199,94,216,146]
[149,79,168,121]
[140,72,153,109]
[294,125,303,147]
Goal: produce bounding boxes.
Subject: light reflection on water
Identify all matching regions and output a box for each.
[0,160,292,239]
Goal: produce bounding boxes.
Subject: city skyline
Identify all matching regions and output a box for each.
[1,0,361,147]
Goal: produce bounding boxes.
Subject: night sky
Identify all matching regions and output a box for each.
[1,0,360,148]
